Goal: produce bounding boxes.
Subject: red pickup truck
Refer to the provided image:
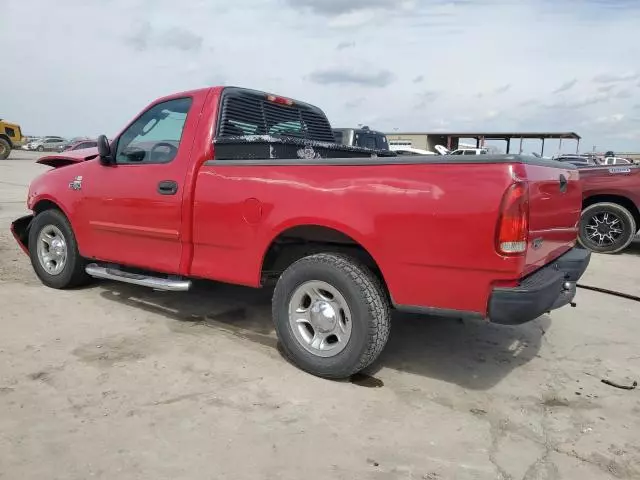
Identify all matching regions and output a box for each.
[11,86,591,378]
[577,165,640,254]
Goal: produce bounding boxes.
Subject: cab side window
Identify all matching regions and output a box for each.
[115,97,193,165]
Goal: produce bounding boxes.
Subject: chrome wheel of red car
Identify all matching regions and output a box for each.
[36,224,67,275]
[272,253,390,379]
[585,213,623,246]
[28,209,91,289]
[579,202,637,254]
[287,280,353,358]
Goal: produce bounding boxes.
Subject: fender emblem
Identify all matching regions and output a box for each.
[532,237,544,249]
[69,176,83,191]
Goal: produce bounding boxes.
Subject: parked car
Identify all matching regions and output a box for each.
[10,85,591,379]
[58,139,98,152]
[552,154,598,168]
[27,136,67,152]
[0,119,26,159]
[601,156,632,165]
[432,145,489,156]
[389,146,436,155]
[22,136,40,149]
[577,164,640,253]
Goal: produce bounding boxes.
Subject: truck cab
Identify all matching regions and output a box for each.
[332,126,390,151]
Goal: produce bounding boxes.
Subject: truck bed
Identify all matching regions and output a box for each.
[191,154,580,315]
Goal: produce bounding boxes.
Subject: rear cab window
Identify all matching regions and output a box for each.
[212,88,396,161]
[217,88,335,142]
[213,88,343,161]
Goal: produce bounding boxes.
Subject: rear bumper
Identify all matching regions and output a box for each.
[488,247,591,325]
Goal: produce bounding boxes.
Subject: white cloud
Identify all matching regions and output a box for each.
[327,10,379,28]
[553,79,578,94]
[1,0,640,150]
[593,72,640,83]
[587,113,626,125]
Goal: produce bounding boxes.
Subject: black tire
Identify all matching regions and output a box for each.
[37,145,44,152]
[272,253,391,379]
[0,138,10,160]
[28,209,91,289]
[578,202,637,254]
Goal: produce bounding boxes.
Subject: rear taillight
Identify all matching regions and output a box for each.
[496,181,529,255]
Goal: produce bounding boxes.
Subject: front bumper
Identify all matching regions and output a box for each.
[10,214,34,255]
[488,247,591,325]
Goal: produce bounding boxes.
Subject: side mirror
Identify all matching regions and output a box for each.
[97,135,113,166]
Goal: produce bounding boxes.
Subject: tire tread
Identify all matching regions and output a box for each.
[28,209,91,289]
[272,252,391,378]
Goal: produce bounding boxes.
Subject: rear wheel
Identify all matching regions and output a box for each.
[578,202,637,254]
[28,209,91,289]
[272,253,391,379]
[0,138,10,160]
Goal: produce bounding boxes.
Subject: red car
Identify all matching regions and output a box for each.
[11,86,590,378]
[578,164,640,253]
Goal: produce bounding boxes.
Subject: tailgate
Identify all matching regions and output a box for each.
[524,164,582,274]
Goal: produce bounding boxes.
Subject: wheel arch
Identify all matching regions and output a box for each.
[260,223,390,294]
[30,197,79,246]
[583,194,640,232]
[33,198,65,215]
[12,199,69,251]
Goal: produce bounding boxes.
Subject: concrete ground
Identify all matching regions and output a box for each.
[1,151,639,480]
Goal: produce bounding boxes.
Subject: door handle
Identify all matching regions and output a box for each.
[157,180,178,195]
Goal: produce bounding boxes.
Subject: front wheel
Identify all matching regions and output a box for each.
[272,253,391,379]
[578,202,637,254]
[28,209,91,289]
[37,145,44,152]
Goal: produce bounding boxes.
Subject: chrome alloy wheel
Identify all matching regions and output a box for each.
[287,280,352,357]
[36,224,67,275]
[585,211,624,248]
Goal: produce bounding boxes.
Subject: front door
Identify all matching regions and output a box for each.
[76,96,194,274]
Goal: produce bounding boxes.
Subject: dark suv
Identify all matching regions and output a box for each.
[332,126,389,151]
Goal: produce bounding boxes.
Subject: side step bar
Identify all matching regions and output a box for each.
[85,263,192,292]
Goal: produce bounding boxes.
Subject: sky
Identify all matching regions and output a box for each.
[2,0,640,153]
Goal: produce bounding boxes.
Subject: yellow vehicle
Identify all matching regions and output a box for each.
[0,119,26,159]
